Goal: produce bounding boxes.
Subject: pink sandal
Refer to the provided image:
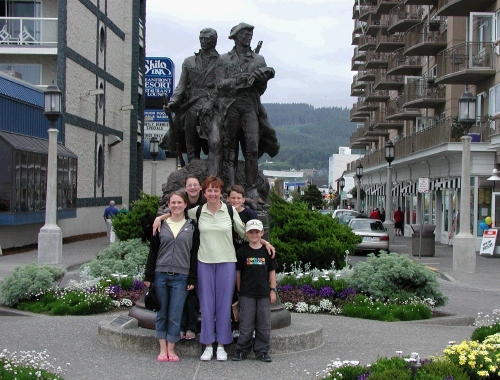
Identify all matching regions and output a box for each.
[157,354,169,362]
[168,354,179,362]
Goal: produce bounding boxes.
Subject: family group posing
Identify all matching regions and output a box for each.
[144,175,278,363]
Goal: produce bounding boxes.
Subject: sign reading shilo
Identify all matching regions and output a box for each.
[480,229,498,255]
[144,109,169,142]
[145,57,174,99]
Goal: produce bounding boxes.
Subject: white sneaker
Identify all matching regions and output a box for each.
[232,329,240,338]
[216,347,227,361]
[200,347,213,361]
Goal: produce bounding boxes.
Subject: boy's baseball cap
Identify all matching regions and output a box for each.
[245,219,264,232]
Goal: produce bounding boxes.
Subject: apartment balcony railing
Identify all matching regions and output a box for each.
[375,31,405,53]
[351,46,367,70]
[350,102,371,122]
[376,0,404,15]
[358,68,377,82]
[353,20,366,33]
[355,95,380,112]
[353,2,360,19]
[374,69,404,91]
[352,31,361,45]
[387,4,421,33]
[365,13,389,36]
[405,0,437,6]
[436,42,496,85]
[386,49,422,75]
[373,106,404,130]
[386,96,421,120]
[402,79,446,109]
[359,4,377,21]
[436,0,496,17]
[365,49,389,69]
[364,83,390,103]
[351,75,366,96]
[0,17,57,46]
[359,35,377,51]
[403,21,447,56]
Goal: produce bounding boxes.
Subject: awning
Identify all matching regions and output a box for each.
[366,185,385,196]
[0,130,77,158]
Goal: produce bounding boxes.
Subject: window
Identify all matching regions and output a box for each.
[99,25,105,52]
[97,144,104,187]
[98,81,104,108]
[470,13,494,55]
[489,83,500,117]
[0,64,41,85]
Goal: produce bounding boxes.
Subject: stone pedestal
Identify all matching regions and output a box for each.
[38,225,62,264]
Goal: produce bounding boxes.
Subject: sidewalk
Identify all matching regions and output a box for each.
[1,236,500,380]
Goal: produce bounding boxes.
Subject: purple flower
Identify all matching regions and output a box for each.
[319,286,335,298]
[132,280,145,291]
[338,287,357,299]
[279,284,295,292]
[109,284,121,293]
[358,372,371,380]
[300,284,318,297]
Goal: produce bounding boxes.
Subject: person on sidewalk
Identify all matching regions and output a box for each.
[103,200,118,242]
[144,191,199,363]
[394,206,404,236]
[232,219,278,363]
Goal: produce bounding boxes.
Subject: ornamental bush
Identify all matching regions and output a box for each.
[344,252,447,307]
[414,358,469,380]
[0,263,66,307]
[471,322,500,343]
[112,192,160,242]
[268,191,360,270]
[80,238,149,278]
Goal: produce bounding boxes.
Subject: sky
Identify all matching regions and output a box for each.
[145,0,355,109]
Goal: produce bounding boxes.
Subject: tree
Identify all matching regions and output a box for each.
[300,184,324,210]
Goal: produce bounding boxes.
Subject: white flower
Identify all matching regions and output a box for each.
[295,302,309,313]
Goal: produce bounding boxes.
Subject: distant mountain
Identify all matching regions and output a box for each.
[261,103,359,170]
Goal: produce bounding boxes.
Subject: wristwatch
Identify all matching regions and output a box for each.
[270,287,277,292]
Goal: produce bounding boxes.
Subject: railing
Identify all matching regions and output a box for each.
[359,34,376,49]
[376,32,404,45]
[388,4,420,28]
[0,17,57,46]
[365,49,389,64]
[436,42,495,79]
[403,80,445,103]
[387,50,421,71]
[404,21,446,47]
[359,4,377,19]
[386,96,420,117]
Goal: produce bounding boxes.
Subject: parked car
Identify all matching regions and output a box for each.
[347,218,389,254]
[332,209,359,225]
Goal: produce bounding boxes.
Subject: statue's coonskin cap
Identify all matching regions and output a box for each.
[228,22,254,39]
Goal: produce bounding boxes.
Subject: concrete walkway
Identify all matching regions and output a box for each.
[0,236,499,380]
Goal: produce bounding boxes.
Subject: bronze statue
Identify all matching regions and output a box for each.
[162,28,219,163]
[214,22,279,201]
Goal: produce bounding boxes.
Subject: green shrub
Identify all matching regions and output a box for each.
[367,369,412,380]
[0,263,66,307]
[344,252,447,307]
[268,191,360,270]
[324,364,369,380]
[471,322,500,342]
[414,359,469,380]
[112,192,160,242]
[81,238,149,278]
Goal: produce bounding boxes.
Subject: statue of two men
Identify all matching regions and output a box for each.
[164,23,279,201]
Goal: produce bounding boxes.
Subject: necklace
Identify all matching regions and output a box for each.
[169,216,185,223]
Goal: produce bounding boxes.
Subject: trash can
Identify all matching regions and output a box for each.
[410,224,436,257]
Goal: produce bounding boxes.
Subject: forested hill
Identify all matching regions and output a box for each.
[262,103,358,170]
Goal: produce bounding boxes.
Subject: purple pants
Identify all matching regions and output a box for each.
[197,261,236,345]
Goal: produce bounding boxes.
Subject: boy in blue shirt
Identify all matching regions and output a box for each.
[232,219,278,362]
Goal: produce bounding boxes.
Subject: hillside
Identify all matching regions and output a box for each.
[261,103,359,170]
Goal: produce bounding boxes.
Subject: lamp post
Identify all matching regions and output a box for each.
[339,175,345,209]
[38,83,62,264]
[453,87,477,273]
[384,140,395,242]
[150,136,159,196]
[356,162,363,212]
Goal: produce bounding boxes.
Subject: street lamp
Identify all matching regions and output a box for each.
[453,87,477,273]
[356,161,363,212]
[149,136,159,196]
[38,82,62,264]
[384,140,395,241]
[339,175,345,209]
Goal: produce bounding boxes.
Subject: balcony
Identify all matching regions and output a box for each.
[353,20,366,33]
[352,31,361,45]
[365,49,389,69]
[364,118,391,137]
[435,0,496,17]
[386,50,422,75]
[358,68,377,82]
[0,17,57,52]
[405,0,437,5]
[375,31,405,52]
[351,47,367,70]
[350,126,379,148]
[373,106,404,130]
[436,42,496,85]
[355,96,380,112]
[365,13,389,36]
[387,5,421,33]
[403,22,447,56]
[359,4,378,22]
[350,101,371,122]
[374,69,404,91]
[386,96,421,120]
[351,75,366,96]
[353,2,360,19]
[358,35,377,51]
[376,0,404,15]
[364,83,391,103]
[402,79,446,109]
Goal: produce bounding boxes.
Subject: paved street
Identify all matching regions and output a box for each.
[0,235,499,379]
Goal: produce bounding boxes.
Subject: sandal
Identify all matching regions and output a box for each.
[180,331,185,339]
[157,354,169,362]
[185,330,196,340]
[168,354,179,362]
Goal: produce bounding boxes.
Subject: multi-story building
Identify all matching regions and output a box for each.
[0,0,146,249]
[347,0,500,246]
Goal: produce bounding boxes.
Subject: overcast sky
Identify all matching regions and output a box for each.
[145,0,355,109]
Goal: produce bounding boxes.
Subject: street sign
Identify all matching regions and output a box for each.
[341,191,347,200]
[418,177,429,193]
[480,229,498,255]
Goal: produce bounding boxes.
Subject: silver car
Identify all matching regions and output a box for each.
[348,218,389,253]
